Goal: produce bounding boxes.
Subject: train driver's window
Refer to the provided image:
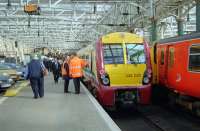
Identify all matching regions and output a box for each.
[189,45,200,72]
[161,49,164,65]
[126,44,145,64]
[103,44,124,64]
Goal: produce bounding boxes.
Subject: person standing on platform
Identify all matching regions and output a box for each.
[69,52,87,94]
[26,54,47,99]
[52,58,61,84]
[61,56,70,93]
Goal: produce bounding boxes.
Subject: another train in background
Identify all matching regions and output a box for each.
[78,32,152,109]
[151,32,200,115]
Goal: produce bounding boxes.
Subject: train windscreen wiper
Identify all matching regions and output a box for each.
[108,45,116,64]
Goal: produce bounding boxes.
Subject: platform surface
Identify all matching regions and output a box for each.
[0,75,120,131]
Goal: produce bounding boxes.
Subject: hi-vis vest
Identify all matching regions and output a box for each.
[61,61,68,76]
[69,57,85,78]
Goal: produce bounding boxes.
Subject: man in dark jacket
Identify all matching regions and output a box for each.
[27,54,46,99]
[52,58,61,84]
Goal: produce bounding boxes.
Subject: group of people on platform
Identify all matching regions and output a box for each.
[25,52,87,99]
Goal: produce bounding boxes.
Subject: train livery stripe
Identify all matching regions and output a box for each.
[81,82,121,131]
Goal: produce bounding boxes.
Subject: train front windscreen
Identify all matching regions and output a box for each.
[103,43,147,86]
[126,44,146,64]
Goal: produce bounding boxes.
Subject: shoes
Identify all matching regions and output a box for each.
[75,92,80,94]
[33,96,38,99]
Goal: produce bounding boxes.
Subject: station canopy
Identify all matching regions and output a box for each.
[0,0,196,52]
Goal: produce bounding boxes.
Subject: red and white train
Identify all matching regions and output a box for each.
[151,32,200,115]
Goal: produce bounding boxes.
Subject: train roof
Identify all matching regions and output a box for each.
[159,32,200,44]
[102,32,143,44]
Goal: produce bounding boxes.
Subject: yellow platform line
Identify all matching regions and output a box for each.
[3,81,29,97]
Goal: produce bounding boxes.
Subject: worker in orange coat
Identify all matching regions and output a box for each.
[61,55,70,93]
[69,52,87,94]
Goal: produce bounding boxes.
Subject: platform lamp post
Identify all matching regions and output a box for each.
[196,0,200,32]
[177,3,184,36]
[151,17,157,42]
[177,18,184,36]
[149,0,157,42]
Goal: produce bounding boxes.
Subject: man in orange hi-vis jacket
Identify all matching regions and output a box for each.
[69,52,87,94]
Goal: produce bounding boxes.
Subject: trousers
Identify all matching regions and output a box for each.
[64,77,70,93]
[73,77,81,94]
[53,72,60,83]
[30,77,44,98]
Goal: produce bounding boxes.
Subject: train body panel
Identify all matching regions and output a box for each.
[78,32,152,107]
[105,64,146,86]
[156,33,200,99]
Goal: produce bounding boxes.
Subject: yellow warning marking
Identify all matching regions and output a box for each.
[3,81,29,97]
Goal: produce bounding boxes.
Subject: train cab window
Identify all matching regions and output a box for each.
[189,45,200,72]
[103,44,124,64]
[126,44,145,64]
[161,49,165,65]
[169,48,174,68]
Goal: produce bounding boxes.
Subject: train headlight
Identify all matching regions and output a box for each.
[100,73,110,86]
[143,70,151,85]
[102,77,110,85]
[100,74,106,79]
[143,76,150,84]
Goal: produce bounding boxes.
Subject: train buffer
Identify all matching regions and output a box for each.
[0,75,121,131]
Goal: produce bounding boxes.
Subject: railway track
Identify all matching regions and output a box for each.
[137,106,176,131]
[108,105,200,131]
[83,82,200,131]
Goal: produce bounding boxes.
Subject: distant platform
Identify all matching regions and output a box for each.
[0,75,121,131]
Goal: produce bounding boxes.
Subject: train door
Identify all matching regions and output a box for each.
[158,46,168,85]
[166,46,176,89]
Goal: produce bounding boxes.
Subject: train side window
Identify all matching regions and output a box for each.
[169,48,175,68]
[189,45,200,72]
[160,49,165,65]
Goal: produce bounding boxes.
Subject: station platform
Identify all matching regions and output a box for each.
[0,75,121,131]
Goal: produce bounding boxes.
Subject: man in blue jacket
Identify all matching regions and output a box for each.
[26,54,46,99]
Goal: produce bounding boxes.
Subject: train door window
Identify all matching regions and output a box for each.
[189,45,200,72]
[169,48,175,68]
[126,43,145,64]
[160,49,165,65]
[103,44,124,64]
